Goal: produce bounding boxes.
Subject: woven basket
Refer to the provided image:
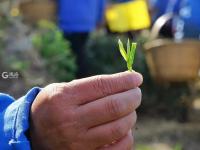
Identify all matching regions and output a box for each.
[144,14,200,82]
[20,0,56,24]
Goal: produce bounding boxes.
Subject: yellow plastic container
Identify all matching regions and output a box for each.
[106,0,151,32]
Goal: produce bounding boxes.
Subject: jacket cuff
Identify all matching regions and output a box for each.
[4,87,41,150]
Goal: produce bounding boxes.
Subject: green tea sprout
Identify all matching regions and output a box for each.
[118,39,137,71]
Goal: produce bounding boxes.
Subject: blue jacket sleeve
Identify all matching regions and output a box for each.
[0,87,41,150]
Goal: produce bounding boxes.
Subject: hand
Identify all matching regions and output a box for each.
[30,71,143,150]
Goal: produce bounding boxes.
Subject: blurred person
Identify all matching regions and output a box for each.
[57,0,106,78]
[0,71,143,150]
[116,0,131,2]
[151,0,200,39]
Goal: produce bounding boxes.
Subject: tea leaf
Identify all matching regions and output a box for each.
[118,39,137,71]
[129,43,137,65]
[127,42,136,71]
[127,39,130,57]
[118,39,127,61]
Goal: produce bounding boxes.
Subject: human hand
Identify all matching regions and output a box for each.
[30,71,143,150]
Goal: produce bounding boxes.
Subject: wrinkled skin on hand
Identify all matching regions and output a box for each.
[30,71,143,150]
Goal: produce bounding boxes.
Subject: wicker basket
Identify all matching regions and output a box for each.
[20,0,56,24]
[144,14,200,82]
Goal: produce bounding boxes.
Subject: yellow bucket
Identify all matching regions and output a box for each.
[106,0,151,32]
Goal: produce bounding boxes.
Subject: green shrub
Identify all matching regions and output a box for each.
[5,53,30,72]
[174,143,183,150]
[32,20,77,81]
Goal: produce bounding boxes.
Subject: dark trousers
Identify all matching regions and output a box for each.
[64,32,89,78]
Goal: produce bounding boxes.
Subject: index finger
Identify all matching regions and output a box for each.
[64,71,143,105]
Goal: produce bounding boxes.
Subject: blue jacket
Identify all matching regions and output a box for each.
[0,88,41,150]
[58,0,106,33]
[153,0,200,38]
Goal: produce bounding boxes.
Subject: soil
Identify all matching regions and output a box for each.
[135,117,200,150]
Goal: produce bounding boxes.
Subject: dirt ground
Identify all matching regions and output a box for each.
[135,117,200,150]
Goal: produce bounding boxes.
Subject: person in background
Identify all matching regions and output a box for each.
[57,0,106,78]
[116,0,131,3]
[150,0,200,39]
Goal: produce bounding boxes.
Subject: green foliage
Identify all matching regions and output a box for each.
[0,16,28,73]
[136,143,183,150]
[136,145,151,150]
[0,38,3,59]
[0,19,5,58]
[32,20,77,81]
[174,143,183,150]
[118,39,137,71]
[6,55,30,72]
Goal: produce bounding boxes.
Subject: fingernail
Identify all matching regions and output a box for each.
[133,72,143,86]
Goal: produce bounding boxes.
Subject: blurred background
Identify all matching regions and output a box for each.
[0,0,200,149]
